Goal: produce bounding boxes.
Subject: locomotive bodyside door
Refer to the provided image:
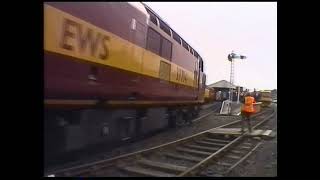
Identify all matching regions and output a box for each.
[197,58,206,101]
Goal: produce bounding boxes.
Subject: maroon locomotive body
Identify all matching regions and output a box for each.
[45,2,206,106]
[44,2,207,168]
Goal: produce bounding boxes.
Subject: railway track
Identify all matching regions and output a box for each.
[46,107,275,177]
[44,102,222,172]
[199,102,222,115]
[198,115,273,177]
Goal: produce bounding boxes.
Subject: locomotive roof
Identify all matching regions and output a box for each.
[128,2,148,16]
[140,2,203,61]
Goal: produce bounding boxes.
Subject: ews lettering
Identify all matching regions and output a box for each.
[176,67,187,83]
[60,18,110,60]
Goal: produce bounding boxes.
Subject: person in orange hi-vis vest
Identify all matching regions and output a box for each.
[240,92,256,133]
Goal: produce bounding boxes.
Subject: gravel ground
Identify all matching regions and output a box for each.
[227,103,277,177]
[47,102,276,177]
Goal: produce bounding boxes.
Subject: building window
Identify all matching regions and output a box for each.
[161,37,172,60]
[159,20,171,36]
[147,28,161,55]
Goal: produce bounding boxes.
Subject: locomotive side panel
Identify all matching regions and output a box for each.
[144,8,200,99]
[45,3,200,103]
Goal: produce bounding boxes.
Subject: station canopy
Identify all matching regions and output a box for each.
[207,80,237,89]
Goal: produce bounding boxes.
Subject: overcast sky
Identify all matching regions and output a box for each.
[143,2,277,90]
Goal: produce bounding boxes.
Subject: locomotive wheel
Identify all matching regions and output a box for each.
[192,106,200,118]
[182,108,193,126]
[168,109,177,128]
[176,110,185,127]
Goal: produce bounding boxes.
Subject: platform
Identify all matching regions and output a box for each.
[209,128,276,138]
[209,128,243,135]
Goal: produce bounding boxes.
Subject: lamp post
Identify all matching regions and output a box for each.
[227,51,246,114]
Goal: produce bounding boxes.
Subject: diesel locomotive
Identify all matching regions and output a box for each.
[44,2,208,164]
[204,87,215,103]
[257,90,272,107]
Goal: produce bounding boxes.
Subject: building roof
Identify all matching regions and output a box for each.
[207,80,237,89]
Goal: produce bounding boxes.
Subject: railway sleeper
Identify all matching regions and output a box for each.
[138,159,188,173]
[164,153,203,162]
[200,139,229,146]
[229,150,244,154]
[238,146,252,150]
[194,140,228,148]
[217,162,233,167]
[202,137,232,144]
[183,144,220,152]
[225,155,242,160]
[176,147,212,157]
[198,168,224,177]
[120,166,175,177]
[243,142,253,146]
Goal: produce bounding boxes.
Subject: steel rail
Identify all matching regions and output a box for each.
[223,142,263,175]
[45,119,242,176]
[46,108,274,177]
[178,109,275,176]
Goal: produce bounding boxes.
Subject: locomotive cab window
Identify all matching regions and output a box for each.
[147,28,161,55]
